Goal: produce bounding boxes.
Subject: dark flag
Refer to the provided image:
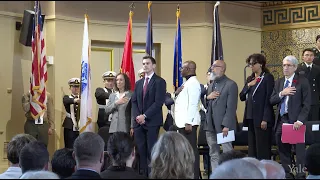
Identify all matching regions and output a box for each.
[211,1,223,65]
[173,5,183,91]
[145,1,153,56]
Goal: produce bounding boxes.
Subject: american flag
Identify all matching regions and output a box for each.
[30,1,47,123]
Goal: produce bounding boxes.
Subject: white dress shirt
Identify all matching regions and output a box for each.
[0,167,22,179]
[143,72,154,87]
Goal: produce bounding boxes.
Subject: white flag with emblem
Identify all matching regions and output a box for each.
[79,14,93,132]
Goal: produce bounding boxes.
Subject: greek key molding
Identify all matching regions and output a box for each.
[262,2,320,30]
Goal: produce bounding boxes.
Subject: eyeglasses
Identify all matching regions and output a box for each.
[179,67,195,71]
[282,64,295,68]
[247,62,258,66]
[211,64,223,68]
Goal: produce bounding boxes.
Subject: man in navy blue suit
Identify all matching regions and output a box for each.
[131,55,166,177]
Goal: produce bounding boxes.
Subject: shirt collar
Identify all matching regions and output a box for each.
[304,62,313,68]
[145,72,154,80]
[285,73,295,82]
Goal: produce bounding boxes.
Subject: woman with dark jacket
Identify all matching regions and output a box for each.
[239,53,275,160]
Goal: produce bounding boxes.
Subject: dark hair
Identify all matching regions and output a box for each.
[316,35,320,42]
[306,143,320,175]
[19,141,49,173]
[73,132,105,164]
[107,132,134,167]
[51,148,76,178]
[114,73,131,92]
[218,150,247,165]
[246,53,270,73]
[143,55,156,64]
[7,134,36,164]
[302,48,315,56]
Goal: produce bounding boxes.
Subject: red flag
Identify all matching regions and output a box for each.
[120,10,135,91]
[30,1,47,122]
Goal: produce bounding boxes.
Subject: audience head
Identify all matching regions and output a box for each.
[150,131,195,179]
[19,141,49,173]
[142,56,156,75]
[246,53,269,74]
[181,60,197,77]
[51,148,76,178]
[260,159,285,179]
[305,143,320,175]
[210,159,264,179]
[114,73,131,92]
[107,132,135,167]
[7,134,36,166]
[210,60,226,80]
[242,157,267,178]
[73,132,105,172]
[282,55,298,77]
[20,170,59,179]
[218,150,247,165]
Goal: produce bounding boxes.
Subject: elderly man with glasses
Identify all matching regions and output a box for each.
[270,55,311,179]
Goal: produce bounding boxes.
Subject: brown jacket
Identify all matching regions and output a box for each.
[22,91,55,129]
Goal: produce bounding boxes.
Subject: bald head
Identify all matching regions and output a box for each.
[214,60,226,71]
[181,61,197,77]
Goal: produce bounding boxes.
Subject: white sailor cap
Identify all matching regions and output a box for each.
[138,69,144,74]
[68,78,80,86]
[102,71,116,79]
[138,69,145,78]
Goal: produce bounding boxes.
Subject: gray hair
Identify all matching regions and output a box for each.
[242,157,267,178]
[150,132,195,179]
[260,160,286,179]
[20,170,59,179]
[73,132,105,164]
[210,159,264,179]
[283,55,299,66]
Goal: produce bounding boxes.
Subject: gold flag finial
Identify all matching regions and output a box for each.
[148,1,152,11]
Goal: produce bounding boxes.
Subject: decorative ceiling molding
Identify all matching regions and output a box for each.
[260,1,314,8]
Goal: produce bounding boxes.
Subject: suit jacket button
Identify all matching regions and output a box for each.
[314,79,316,81]
[314,89,316,92]
[313,84,316,86]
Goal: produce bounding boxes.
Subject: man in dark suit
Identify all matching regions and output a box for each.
[131,55,166,177]
[270,55,311,179]
[296,48,320,122]
[68,132,104,179]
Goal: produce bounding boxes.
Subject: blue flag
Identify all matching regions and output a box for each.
[145,1,153,56]
[173,6,183,91]
[211,1,223,65]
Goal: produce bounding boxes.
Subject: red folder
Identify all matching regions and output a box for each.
[281,123,306,144]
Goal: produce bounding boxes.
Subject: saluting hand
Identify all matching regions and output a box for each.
[74,98,81,104]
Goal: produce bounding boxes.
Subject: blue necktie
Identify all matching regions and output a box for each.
[280,80,290,116]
